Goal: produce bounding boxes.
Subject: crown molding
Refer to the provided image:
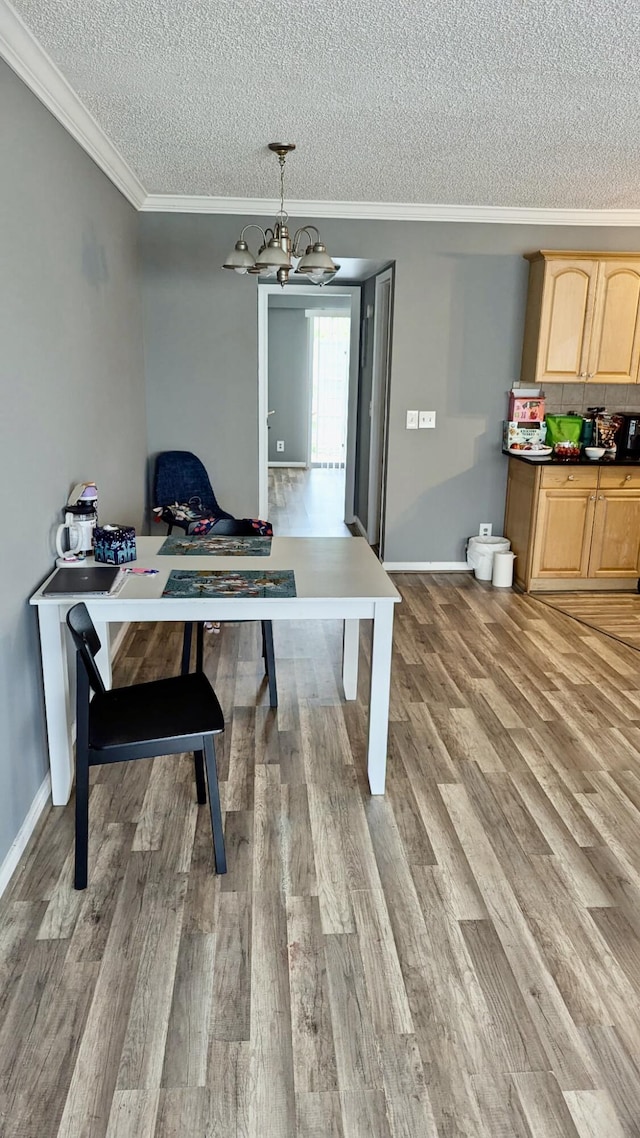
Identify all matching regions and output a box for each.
[2,0,640,228]
[140,193,640,226]
[0,0,146,208]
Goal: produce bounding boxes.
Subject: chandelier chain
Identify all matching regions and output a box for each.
[279,155,286,220]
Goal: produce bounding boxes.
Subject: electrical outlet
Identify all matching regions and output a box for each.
[276,440,285,452]
[479,523,492,537]
[419,411,436,429]
[406,410,419,430]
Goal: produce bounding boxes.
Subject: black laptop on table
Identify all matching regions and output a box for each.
[42,565,122,597]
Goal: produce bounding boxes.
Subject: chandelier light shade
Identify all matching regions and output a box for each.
[222,144,340,288]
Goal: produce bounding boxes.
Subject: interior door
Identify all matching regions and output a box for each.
[367,268,393,551]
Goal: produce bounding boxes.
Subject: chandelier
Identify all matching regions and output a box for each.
[222,144,339,288]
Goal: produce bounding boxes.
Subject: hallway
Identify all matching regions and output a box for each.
[268,467,352,537]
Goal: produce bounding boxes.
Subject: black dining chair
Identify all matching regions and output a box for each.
[66,602,226,889]
[153,451,278,708]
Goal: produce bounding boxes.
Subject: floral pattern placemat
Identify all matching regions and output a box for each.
[162,569,296,598]
[158,535,272,556]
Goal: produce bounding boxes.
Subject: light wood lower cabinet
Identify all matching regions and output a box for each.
[530,489,596,578]
[589,490,640,577]
[504,459,640,591]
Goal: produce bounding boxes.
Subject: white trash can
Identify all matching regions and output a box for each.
[492,550,516,588]
[467,536,510,581]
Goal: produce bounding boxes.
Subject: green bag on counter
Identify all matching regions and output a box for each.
[544,414,583,446]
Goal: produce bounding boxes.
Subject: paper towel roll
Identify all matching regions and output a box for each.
[492,551,516,588]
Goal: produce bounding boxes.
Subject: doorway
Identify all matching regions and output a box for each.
[309,314,351,468]
[258,285,362,532]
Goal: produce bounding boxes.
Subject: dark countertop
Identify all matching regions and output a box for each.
[503,449,640,467]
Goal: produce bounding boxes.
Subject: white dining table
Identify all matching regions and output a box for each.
[30,535,401,806]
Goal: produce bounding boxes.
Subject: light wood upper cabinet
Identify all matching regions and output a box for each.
[535,259,597,383]
[521,251,640,386]
[586,261,640,383]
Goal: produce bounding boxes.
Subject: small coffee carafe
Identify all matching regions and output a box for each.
[55,483,98,564]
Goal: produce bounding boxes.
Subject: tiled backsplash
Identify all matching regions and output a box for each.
[544,383,640,414]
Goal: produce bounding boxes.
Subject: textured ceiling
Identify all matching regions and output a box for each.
[10,0,640,208]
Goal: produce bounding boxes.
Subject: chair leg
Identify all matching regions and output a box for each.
[74,746,90,890]
[203,735,227,874]
[194,750,207,804]
[196,622,204,672]
[181,623,193,675]
[262,620,278,708]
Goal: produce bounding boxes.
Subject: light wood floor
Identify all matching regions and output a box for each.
[540,592,640,652]
[3,575,640,1136]
[269,466,352,536]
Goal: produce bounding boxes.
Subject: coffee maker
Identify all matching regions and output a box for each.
[617,415,640,461]
[55,483,98,565]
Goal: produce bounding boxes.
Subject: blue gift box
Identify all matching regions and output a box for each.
[93,524,137,565]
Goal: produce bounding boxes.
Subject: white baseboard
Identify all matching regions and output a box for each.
[383,561,472,572]
[352,515,368,540]
[0,774,51,898]
[268,461,308,468]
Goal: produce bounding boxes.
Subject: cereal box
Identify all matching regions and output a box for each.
[502,421,547,450]
[508,395,546,421]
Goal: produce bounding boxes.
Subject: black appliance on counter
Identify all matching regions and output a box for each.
[616,413,640,460]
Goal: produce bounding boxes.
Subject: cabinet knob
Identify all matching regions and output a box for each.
[568,474,575,480]
[599,495,604,500]
[626,474,632,481]
[590,495,596,500]
[587,373,594,378]
[579,372,587,378]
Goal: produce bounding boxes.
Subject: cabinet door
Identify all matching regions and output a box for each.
[537,260,598,383]
[531,489,596,578]
[587,261,640,384]
[588,490,640,577]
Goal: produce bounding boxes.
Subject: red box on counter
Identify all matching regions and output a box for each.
[508,394,546,421]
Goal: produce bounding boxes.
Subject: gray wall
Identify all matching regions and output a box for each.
[140,215,260,518]
[0,61,147,867]
[268,308,309,463]
[139,212,640,563]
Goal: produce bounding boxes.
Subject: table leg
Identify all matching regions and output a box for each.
[37,606,74,806]
[367,601,394,795]
[342,619,359,700]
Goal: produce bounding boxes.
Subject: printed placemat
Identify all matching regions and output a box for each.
[158,535,272,556]
[163,569,296,598]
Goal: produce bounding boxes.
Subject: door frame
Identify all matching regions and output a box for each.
[367,267,394,552]
[258,284,362,522]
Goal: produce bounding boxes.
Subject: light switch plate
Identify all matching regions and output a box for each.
[406,410,419,430]
[419,411,436,429]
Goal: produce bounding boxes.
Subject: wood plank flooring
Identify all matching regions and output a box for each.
[268,466,352,536]
[3,573,640,1136]
[539,592,640,652]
